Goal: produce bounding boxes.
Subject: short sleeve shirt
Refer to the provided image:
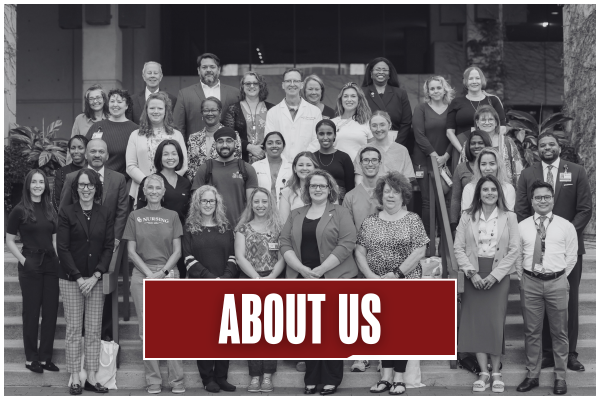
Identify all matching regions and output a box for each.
[122,207,183,265]
[236,223,279,272]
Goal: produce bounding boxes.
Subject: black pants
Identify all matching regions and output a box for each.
[248,360,277,376]
[18,253,59,362]
[382,360,408,373]
[542,255,583,356]
[304,361,344,386]
[196,360,229,385]
[100,295,113,341]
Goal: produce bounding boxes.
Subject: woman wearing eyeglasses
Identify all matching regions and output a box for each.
[187,96,242,181]
[183,185,238,393]
[361,57,412,148]
[223,72,275,164]
[279,169,357,395]
[312,119,355,204]
[71,84,108,139]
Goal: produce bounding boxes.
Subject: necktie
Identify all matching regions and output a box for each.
[531,215,546,272]
[546,165,554,188]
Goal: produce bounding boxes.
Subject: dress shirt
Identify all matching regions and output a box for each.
[542,158,560,189]
[515,212,578,278]
[88,165,105,184]
[477,207,499,258]
[145,87,160,101]
[201,80,221,100]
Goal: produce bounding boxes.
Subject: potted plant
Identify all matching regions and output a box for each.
[505,110,576,168]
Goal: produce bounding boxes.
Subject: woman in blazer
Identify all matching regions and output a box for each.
[454,175,519,393]
[57,169,114,395]
[253,131,293,206]
[361,57,412,149]
[279,169,357,395]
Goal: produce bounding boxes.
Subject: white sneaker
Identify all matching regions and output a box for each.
[351,360,370,372]
[147,384,161,394]
[171,386,186,394]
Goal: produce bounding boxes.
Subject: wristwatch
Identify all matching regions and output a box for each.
[466,270,476,280]
[163,269,169,276]
[393,268,406,279]
[93,271,102,280]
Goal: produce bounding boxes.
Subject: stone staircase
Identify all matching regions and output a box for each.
[4,245,596,389]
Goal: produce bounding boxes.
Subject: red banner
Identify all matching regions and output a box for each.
[144,279,456,360]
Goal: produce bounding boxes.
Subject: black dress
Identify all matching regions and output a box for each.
[312,150,355,202]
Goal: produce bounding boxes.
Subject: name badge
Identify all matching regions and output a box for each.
[415,165,424,179]
[268,242,279,251]
[559,173,572,182]
[91,132,103,139]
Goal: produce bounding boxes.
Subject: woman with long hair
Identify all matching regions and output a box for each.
[454,175,519,393]
[278,151,319,223]
[6,170,60,375]
[361,57,413,148]
[252,131,293,206]
[223,71,275,163]
[85,88,139,175]
[126,91,188,205]
[184,185,237,393]
[235,188,285,392]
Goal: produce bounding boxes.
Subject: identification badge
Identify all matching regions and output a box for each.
[268,242,279,251]
[559,173,571,182]
[92,132,103,139]
[415,165,424,179]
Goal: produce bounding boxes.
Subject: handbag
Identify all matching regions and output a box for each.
[96,340,119,389]
[457,353,481,374]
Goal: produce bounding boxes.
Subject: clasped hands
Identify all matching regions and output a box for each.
[471,273,497,290]
[77,276,99,297]
[299,266,325,279]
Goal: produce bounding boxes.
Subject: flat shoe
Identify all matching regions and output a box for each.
[320,386,337,395]
[216,379,236,392]
[472,372,490,392]
[69,383,83,395]
[304,385,317,394]
[205,381,220,393]
[41,361,60,372]
[26,361,43,373]
[370,380,392,393]
[491,373,504,393]
[390,382,406,395]
[84,380,108,393]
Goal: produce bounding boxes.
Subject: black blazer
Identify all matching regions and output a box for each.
[130,89,178,125]
[515,159,593,255]
[223,101,275,162]
[363,84,413,149]
[57,202,114,281]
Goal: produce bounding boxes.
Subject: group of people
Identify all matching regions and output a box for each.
[5,52,591,396]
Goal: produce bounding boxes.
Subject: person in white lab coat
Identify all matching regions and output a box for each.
[252,131,293,207]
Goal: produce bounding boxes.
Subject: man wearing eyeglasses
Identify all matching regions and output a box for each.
[265,68,322,161]
[343,147,382,231]
[173,53,240,142]
[130,61,177,124]
[59,139,129,342]
[514,180,577,395]
[515,132,592,373]
[191,127,258,226]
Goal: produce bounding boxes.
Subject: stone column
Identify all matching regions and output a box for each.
[563,5,596,237]
[82,4,122,96]
[4,4,17,143]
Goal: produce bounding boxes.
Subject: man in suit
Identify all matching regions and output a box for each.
[172,53,240,143]
[515,132,592,372]
[515,181,578,395]
[265,68,322,162]
[130,61,177,125]
[60,139,129,341]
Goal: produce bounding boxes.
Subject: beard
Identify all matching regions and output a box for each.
[201,73,217,85]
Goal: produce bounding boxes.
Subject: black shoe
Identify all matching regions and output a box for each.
[216,379,236,392]
[541,356,555,369]
[26,361,43,373]
[304,386,317,395]
[69,383,83,395]
[41,361,60,372]
[567,354,585,371]
[516,377,539,392]
[83,380,108,393]
[204,381,220,393]
[553,379,567,395]
[320,386,337,395]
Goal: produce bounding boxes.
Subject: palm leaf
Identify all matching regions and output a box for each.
[540,115,574,135]
[506,110,538,133]
[9,133,33,146]
[38,151,51,167]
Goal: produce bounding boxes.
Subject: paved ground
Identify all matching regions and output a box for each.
[4,386,596,396]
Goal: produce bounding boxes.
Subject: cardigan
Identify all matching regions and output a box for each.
[223,101,275,162]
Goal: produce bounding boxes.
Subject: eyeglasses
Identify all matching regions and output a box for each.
[88,96,103,104]
[373,68,389,73]
[202,109,220,115]
[533,195,553,202]
[283,80,301,85]
[216,138,235,145]
[361,158,380,165]
[309,184,329,190]
[200,199,216,205]
[243,82,259,87]
[77,183,96,190]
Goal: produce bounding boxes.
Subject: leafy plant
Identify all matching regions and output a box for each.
[4,141,31,212]
[9,119,68,176]
[505,110,576,167]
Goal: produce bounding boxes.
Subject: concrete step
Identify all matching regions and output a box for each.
[3,362,596,388]
[4,295,136,318]
[5,338,595,367]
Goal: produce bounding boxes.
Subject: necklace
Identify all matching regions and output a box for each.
[82,209,92,220]
[318,151,336,167]
[469,99,481,112]
[244,100,259,133]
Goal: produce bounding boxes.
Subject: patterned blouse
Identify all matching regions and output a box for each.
[236,223,279,272]
[146,129,171,174]
[477,207,499,258]
[186,124,242,180]
[357,212,430,279]
[240,102,269,164]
